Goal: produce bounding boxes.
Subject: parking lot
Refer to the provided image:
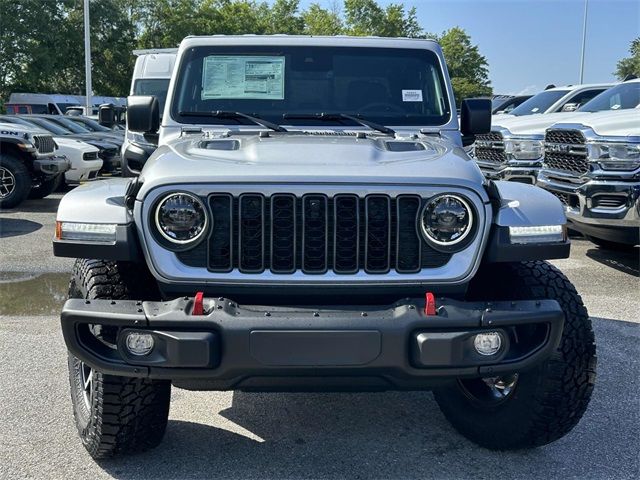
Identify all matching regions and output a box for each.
[0,193,638,480]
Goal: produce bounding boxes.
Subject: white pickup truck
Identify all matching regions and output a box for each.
[473,79,639,184]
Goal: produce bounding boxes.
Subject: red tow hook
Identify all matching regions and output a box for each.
[192,291,205,315]
[424,292,437,316]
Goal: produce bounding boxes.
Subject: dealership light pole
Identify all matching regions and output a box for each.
[83,0,92,113]
[579,0,588,84]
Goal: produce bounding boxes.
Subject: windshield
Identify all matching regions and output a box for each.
[17,116,71,135]
[134,79,171,112]
[42,116,91,133]
[67,117,111,132]
[172,46,451,127]
[578,82,640,112]
[509,90,569,116]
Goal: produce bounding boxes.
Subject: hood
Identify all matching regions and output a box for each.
[139,133,486,194]
[559,109,639,138]
[491,112,592,136]
[54,136,99,151]
[0,122,48,136]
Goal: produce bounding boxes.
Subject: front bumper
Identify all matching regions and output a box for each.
[476,160,542,185]
[65,159,103,184]
[537,172,640,244]
[61,296,564,391]
[33,156,70,177]
[99,153,122,173]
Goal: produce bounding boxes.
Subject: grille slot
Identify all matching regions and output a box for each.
[474,132,506,163]
[544,129,589,176]
[302,195,328,273]
[33,135,55,154]
[238,194,265,273]
[176,193,454,274]
[365,195,391,273]
[593,195,626,209]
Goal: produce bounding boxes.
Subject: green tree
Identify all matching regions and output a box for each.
[343,0,422,37]
[437,27,492,105]
[615,37,640,80]
[303,3,343,35]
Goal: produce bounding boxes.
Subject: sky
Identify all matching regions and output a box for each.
[293,0,639,95]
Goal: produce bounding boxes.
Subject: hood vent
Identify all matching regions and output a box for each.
[385,141,426,152]
[199,139,240,151]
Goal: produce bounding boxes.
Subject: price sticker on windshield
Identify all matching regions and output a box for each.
[402,89,423,102]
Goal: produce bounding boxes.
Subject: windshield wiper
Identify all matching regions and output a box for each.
[282,112,395,135]
[178,110,287,132]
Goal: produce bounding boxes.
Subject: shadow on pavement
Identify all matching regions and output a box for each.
[586,246,640,277]
[0,218,42,238]
[95,316,640,480]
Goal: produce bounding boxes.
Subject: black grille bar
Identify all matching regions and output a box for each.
[396,195,422,273]
[209,194,233,272]
[238,194,265,273]
[365,195,391,273]
[270,194,296,273]
[302,195,328,273]
[334,195,360,273]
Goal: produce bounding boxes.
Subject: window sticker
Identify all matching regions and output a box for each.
[402,89,423,102]
[531,107,540,112]
[202,56,285,100]
[611,104,621,110]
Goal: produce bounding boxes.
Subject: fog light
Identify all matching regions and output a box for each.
[474,332,502,356]
[125,332,154,356]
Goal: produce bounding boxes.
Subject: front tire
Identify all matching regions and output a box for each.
[28,174,63,199]
[67,259,170,458]
[433,261,596,450]
[0,154,31,209]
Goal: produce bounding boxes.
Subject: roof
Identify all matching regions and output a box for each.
[546,83,615,92]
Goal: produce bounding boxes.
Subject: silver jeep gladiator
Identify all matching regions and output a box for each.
[53,36,596,458]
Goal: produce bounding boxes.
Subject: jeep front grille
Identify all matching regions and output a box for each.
[33,135,55,155]
[474,132,506,163]
[177,194,452,274]
[544,129,589,176]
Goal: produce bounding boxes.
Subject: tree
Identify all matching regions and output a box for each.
[615,38,640,80]
[343,0,422,37]
[303,3,343,35]
[437,27,492,105]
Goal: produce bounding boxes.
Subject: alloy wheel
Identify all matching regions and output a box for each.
[0,167,16,198]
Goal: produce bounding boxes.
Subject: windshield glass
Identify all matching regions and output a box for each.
[67,117,111,132]
[43,116,91,133]
[18,117,71,135]
[134,79,171,112]
[172,46,451,127]
[578,82,640,112]
[509,90,569,116]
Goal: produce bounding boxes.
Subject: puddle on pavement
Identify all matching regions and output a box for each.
[0,272,70,316]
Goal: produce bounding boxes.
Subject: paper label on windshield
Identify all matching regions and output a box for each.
[402,89,423,102]
[202,56,285,100]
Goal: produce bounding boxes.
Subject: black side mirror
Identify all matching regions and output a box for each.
[460,98,492,147]
[98,104,116,127]
[127,95,159,133]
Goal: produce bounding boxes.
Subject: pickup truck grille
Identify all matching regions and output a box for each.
[474,132,506,163]
[178,193,452,274]
[544,129,589,176]
[33,135,55,155]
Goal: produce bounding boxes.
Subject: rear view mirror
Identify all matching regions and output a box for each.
[98,104,115,127]
[561,103,579,112]
[460,98,492,147]
[127,95,160,134]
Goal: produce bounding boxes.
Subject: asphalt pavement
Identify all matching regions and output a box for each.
[0,193,638,480]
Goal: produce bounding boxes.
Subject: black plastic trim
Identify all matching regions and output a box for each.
[483,225,570,263]
[53,223,142,261]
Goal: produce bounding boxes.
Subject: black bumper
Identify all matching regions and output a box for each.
[61,296,564,391]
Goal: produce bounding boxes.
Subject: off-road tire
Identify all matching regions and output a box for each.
[433,261,596,450]
[0,154,31,209]
[28,174,63,199]
[586,235,636,251]
[67,259,170,459]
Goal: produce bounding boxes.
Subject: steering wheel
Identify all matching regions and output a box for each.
[358,102,406,114]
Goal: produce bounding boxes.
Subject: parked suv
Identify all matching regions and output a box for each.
[53,36,595,458]
[0,122,69,208]
[537,107,639,248]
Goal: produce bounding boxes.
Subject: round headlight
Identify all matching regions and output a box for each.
[154,192,208,245]
[420,194,473,247]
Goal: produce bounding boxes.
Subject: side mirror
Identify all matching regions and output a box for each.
[561,103,579,112]
[460,98,492,147]
[98,104,116,127]
[127,95,159,133]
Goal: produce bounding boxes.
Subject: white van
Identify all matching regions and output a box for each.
[122,48,177,176]
[6,93,82,115]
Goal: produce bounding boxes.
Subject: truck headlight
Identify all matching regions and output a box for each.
[55,222,117,243]
[420,194,474,250]
[154,192,208,246]
[591,142,640,171]
[504,138,544,160]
